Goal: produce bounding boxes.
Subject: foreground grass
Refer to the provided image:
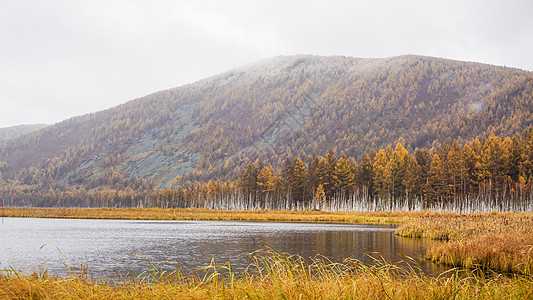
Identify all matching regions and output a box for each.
[1,250,532,299]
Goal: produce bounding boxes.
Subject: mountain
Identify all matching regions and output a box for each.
[0,124,49,142]
[1,55,533,194]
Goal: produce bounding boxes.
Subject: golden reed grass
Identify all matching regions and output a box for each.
[1,207,414,223]
[427,233,533,274]
[396,212,533,274]
[1,249,532,300]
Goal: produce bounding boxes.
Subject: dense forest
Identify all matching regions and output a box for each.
[1,55,533,211]
[2,129,533,213]
[146,129,533,213]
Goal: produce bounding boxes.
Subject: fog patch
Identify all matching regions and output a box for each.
[469,102,484,114]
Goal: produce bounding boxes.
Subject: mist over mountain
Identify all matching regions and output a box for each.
[1,55,532,193]
[0,124,49,142]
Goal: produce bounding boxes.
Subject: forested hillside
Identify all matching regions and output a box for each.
[1,55,533,208]
[151,130,533,213]
[0,124,48,142]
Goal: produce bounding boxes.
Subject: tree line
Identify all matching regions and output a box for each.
[2,128,533,212]
[156,129,533,213]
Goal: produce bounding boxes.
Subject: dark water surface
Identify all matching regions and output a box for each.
[0,218,447,278]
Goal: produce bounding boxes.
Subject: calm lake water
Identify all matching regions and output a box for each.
[0,218,446,278]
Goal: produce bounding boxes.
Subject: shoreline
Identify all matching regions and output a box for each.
[2,208,532,275]
[0,207,412,223]
[1,208,532,298]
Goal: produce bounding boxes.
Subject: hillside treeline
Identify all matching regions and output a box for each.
[153,129,533,213]
[0,165,155,207]
[2,129,533,212]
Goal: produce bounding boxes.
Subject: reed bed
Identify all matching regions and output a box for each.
[427,233,533,275]
[1,207,416,223]
[396,212,533,274]
[395,212,533,240]
[1,249,532,299]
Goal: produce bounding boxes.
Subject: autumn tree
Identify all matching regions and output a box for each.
[387,143,410,204]
[257,165,275,204]
[412,149,431,200]
[509,133,523,181]
[290,157,307,205]
[355,151,374,196]
[317,149,337,200]
[306,154,320,202]
[480,134,510,200]
[333,154,355,199]
[428,154,445,205]
[372,149,389,201]
[239,162,258,203]
[462,144,479,193]
[446,140,464,199]
[314,183,326,206]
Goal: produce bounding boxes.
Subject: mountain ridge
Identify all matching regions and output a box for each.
[1,55,532,193]
[0,124,49,142]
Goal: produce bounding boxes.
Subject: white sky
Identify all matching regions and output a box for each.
[1,0,532,127]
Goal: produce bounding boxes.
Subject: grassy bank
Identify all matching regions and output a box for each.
[396,213,533,274]
[1,250,532,299]
[1,207,412,223]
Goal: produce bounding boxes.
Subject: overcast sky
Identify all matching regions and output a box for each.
[1,0,532,128]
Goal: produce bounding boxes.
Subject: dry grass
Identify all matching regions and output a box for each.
[1,249,532,299]
[396,212,533,274]
[427,233,533,275]
[395,212,533,240]
[1,207,416,224]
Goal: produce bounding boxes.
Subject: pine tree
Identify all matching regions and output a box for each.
[257,165,275,204]
[509,133,523,181]
[462,144,478,193]
[281,157,294,201]
[428,154,444,204]
[314,183,325,205]
[372,149,389,200]
[238,162,258,203]
[333,154,355,200]
[306,154,320,201]
[317,150,337,200]
[446,140,463,199]
[324,149,338,199]
[388,143,410,202]
[291,157,307,205]
[521,129,533,179]
[355,152,374,197]
[414,149,431,198]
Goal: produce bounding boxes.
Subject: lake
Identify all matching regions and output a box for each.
[0,218,446,278]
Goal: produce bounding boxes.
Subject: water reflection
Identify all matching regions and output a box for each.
[0,218,447,278]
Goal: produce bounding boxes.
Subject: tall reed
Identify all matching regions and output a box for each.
[1,249,532,299]
[396,212,533,274]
